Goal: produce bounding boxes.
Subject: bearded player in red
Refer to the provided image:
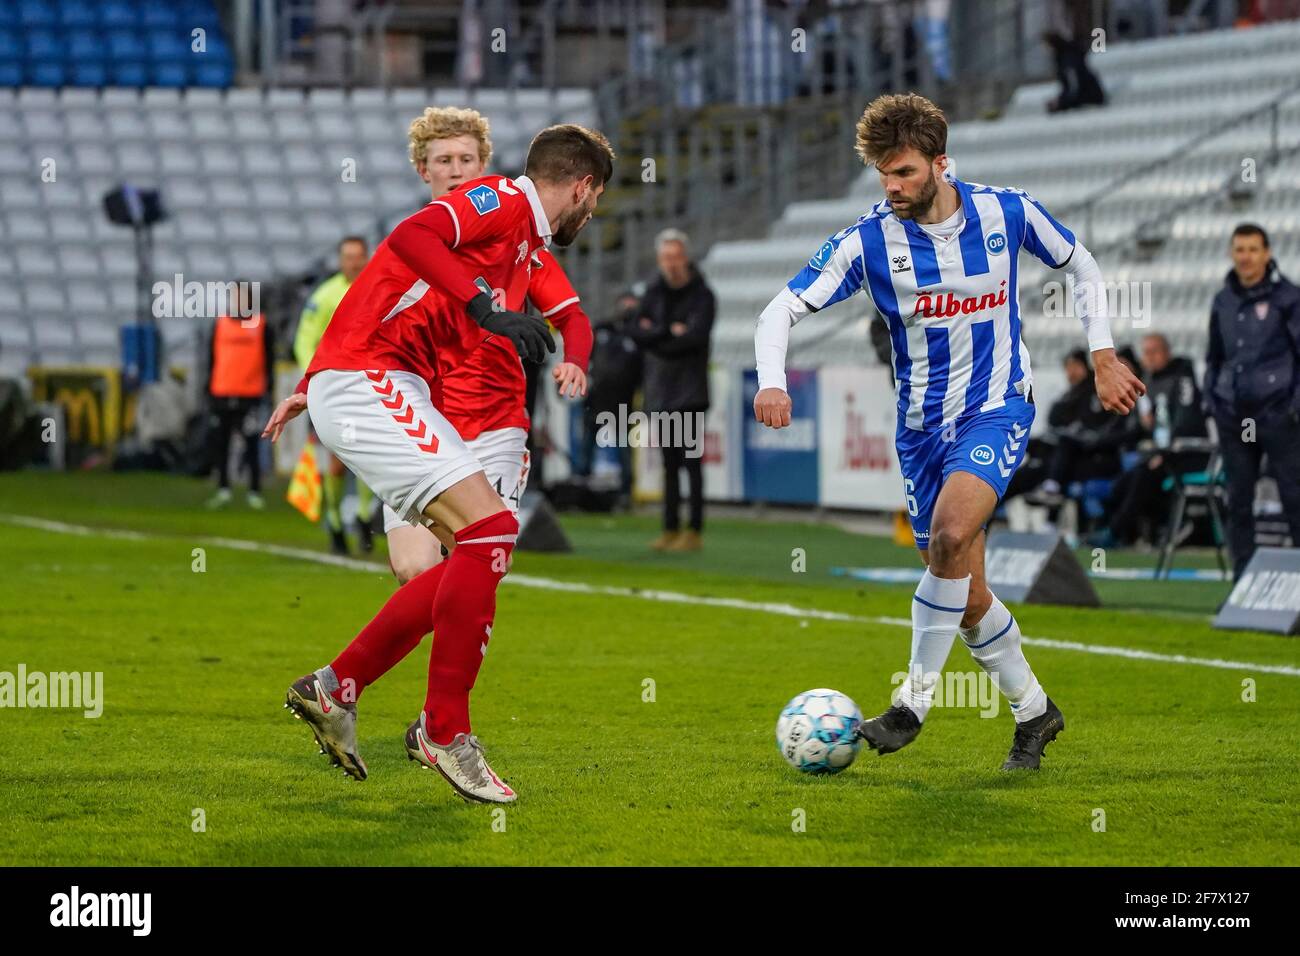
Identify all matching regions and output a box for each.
[265,125,613,803]
[382,105,593,583]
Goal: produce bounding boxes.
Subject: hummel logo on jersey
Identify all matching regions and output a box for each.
[516,240,529,264]
[892,255,910,273]
[997,422,1028,478]
[466,184,501,215]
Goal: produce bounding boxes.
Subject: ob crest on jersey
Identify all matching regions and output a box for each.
[466,184,501,215]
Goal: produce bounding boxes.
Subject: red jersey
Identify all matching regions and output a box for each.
[441,247,591,439]
[306,174,552,385]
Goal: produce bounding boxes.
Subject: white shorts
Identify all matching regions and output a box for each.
[307,369,484,526]
[382,426,530,533]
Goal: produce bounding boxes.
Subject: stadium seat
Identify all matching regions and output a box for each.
[151,62,189,88]
[140,2,182,29]
[109,61,150,87]
[18,0,57,27]
[0,27,23,62]
[192,58,234,88]
[59,0,98,28]
[99,1,139,28]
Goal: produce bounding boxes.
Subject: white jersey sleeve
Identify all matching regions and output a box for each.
[1014,191,1078,269]
[785,227,867,311]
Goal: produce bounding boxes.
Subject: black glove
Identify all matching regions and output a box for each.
[466,292,555,364]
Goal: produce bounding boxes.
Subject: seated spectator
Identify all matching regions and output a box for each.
[1026,348,1136,508]
[1090,334,1209,548]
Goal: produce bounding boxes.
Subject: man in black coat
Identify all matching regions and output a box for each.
[1205,223,1300,579]
[629,228,716,551]
[577,290,643,496]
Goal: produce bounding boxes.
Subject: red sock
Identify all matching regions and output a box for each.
[424,509,517,744]
[328,562,446,703]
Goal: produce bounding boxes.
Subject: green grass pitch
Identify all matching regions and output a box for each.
[1,472,1297,866]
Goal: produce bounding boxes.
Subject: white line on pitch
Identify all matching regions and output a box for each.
[5,513,1299,678]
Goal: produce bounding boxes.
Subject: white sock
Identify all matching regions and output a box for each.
[959,591,1047,722]
[896,569,970,722]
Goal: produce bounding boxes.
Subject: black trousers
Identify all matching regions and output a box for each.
[211,399,261,493]
[662,442,704,532]
[1215,407,1300,578]
[1046,434,1119,486]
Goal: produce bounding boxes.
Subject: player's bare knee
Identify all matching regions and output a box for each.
[391,552,437,585]
[927,525,967,570]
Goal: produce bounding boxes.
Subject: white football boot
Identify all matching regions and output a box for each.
[284,673,367,781]
[404,713,516,803]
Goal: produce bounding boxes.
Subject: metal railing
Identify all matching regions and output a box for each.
[1074,79,1300,254]
[547,92,868,320]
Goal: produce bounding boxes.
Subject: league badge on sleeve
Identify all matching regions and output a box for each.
[466,184,501,216]
[808,240,835,271]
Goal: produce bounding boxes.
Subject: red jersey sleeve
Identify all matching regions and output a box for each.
[527,248,591,369]
[548,302,593,371]
[528,248,582,317]
[385,202,482,306]
[433,178,528,251]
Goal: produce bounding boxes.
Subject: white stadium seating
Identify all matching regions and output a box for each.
[703,19,1300,377]
[3,85,597,370]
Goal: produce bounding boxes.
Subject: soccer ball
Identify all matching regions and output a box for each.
[776,688,863,774]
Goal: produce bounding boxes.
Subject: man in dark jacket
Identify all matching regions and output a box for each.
[630,229,716,551]
[578,290,643,495]
[1205,223,1300,579]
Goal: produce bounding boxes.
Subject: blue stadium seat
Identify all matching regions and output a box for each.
[27,60,66,86]
[0,61,22,85]
[23,29,61,62]
[107,29,148,62]
[18,0,57,27]
[178,0,223,31]
[67,29,102,63]
[147,31,190,63]
[70,60,108,87]
[150,61,189,88]
[140,1,181,29]
[0,29,21,62]
[58,0,99,28]
[100,0,139,28]
[1067,478,1115,523]
[192,58,233,88]
[109,60,148,87]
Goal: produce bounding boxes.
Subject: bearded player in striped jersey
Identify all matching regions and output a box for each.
[754,94,1144,770]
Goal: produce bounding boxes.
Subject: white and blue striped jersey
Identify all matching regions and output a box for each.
[785,177,1077,432]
